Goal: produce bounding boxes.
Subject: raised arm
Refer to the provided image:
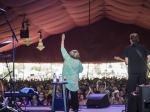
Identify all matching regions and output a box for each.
[61,34,70,60]
[61,33,65,48]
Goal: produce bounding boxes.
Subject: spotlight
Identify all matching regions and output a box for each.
[20,22,30,38]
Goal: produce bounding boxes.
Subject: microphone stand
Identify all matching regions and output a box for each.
[2,58,12,80]
[3,8,18,79]
[2,12,20,111]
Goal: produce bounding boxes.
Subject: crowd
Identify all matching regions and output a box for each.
[2,77,150,106]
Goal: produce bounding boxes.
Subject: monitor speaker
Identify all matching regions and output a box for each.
[87,94,110,108]
[139,86,150,112]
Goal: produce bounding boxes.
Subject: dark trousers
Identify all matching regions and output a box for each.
[128,94,139,112]
[127,72,146,97]
[66,88,79,111]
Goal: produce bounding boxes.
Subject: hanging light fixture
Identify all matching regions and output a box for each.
[20,14,30,39]
[36,31,45,51]
[24,37,32,46]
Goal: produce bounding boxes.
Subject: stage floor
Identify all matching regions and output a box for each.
[21,105,125,112]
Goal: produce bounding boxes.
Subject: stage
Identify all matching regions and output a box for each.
[20,105,125,112]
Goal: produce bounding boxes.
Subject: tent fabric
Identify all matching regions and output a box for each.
[0,0,150,62]
[2,18,150,63]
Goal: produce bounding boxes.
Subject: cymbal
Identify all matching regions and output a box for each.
[0,54,11,58]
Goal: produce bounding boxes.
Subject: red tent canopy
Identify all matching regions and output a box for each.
[0,0,150,62]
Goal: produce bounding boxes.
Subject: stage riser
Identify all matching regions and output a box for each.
[23,109,55,112]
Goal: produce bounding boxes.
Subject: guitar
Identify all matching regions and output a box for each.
[114,56,125,62]
[114,56,150,77]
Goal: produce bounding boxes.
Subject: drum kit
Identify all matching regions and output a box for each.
[0,54,19,112]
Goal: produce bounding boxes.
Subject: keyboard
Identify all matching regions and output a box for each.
[5,92,34,98]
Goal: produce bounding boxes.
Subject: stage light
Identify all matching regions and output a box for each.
[20,22,30,38]
[36,31,45,51]
[24,37,32,46]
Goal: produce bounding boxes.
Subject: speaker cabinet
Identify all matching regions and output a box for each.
[139,86,150,112]
[87,94,110,108]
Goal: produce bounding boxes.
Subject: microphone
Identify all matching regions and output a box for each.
[0,8,6,13]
